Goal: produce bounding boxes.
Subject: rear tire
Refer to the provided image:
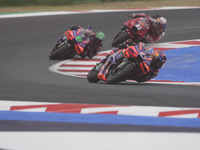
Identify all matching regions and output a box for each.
[112,31,130,47]
[87,66,100,83]
[49,43,75,60]
[107,62,134,84]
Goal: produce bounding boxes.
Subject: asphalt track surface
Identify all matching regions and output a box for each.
[0,8,200,109]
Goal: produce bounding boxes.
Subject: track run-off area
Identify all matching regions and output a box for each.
[0,6,200,150]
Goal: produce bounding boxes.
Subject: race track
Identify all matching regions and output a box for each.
[1,7,200,150]
[0,8,200,107]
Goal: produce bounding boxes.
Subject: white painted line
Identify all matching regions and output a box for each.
[155,43,195,48]
[1,100,199,118]
[58,67,93,70]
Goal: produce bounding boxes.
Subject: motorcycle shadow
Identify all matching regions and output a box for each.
[98,80,160,86]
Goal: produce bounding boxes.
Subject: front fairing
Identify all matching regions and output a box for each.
[65,28,90,54]
[124,18,150,40]
[124,19,138,38]
[73,28,90,47]
[124,18,138,29]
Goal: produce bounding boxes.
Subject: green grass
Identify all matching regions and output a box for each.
[0,0,199,13]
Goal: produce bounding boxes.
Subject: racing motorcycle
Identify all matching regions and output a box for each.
[87,43,153,84]
[49,26,92,60]
[112,17,151,47]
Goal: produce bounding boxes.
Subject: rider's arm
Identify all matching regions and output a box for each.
[155,32,165,42]
[146,31,165,43]
[83,29,95,38]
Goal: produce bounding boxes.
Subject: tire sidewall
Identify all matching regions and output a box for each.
[87,67,100,83]
[107,62,134,84]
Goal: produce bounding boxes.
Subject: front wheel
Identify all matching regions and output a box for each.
[112,31,130,47]
[49,43,75,60]
[107,62,135,84]
[87,66,100,83]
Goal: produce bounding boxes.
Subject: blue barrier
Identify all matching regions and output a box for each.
[156,46,200,82]
[0,111,199,128]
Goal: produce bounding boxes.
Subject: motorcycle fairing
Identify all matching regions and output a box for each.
[65,28,90,54]
[97,51,124,81]
[124,18,151,41]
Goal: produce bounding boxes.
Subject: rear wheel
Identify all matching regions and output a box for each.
[112,31,130,47]
[49,43,75,60]
[107,62,135,84]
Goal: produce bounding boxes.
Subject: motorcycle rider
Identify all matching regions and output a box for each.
[55,25,105,59]
[130,13,167,43]
[97,41,167,82]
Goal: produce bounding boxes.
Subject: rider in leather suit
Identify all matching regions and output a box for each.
[97,41,167,82]
[130,13,167,43]
[55,25,105,58]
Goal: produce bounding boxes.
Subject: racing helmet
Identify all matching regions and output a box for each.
[152,51,167,69]
[153,17,167,34]
[95,32,105,45]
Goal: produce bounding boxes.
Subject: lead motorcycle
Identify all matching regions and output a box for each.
[49,26,92,60]
[87,43,154,84]
[112,16,152,47]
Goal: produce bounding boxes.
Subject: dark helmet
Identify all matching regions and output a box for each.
[95,32,105,45]
[152,51,167,69]
[153,17,167,34]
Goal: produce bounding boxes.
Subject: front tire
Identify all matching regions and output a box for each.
[107,62,135,84]
[87,66,100,83]
[112,31,130,47]
[49,43,75,60]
